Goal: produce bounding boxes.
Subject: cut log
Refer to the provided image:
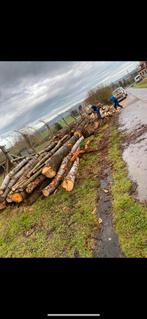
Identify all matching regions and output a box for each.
[42,133,82,178]
[0,158,29,194]
[0,159,34,201]
[38,140,58,155]
[62,157,80,191]
[7,191,27,203]
[70,147,82,162]
[42,154,70,197]
[11,156,39,191]
[42,136,84,196]
[27,134,69,178]
[16,168,43,191]
[11,155,28,162]
[26,174,46,193]
[26,153,48,178]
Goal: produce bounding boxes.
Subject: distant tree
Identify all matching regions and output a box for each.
[84,85,112,106]
[54,122,62,131]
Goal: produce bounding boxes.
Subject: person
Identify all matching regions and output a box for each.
[91,104,102,119]
[109,95,123,110]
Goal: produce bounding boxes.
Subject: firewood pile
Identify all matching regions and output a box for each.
[0,113,106,209]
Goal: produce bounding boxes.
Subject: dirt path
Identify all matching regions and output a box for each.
[93,127,124,257]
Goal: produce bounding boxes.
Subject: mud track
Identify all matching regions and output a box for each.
[93,125,124,258]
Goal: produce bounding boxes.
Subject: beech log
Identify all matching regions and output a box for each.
[42,133,82,178]
[62,157,80,191]
[42,136,84,196]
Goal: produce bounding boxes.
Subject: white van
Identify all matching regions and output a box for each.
[134,75,142,83]
[112,87,127,102]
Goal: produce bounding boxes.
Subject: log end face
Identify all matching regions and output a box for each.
[42,166,56,178]
[62,180,73,192]
[9,193,24,203]
[25,187,32,194]
[42,189,49,197]
[74,131,82,138]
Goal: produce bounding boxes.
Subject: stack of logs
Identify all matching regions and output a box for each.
[0,113,105,208]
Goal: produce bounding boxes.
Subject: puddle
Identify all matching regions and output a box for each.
[119,90,147,203]
[123,132,147,202]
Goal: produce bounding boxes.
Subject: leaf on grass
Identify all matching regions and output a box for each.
[91,208,96,215]
[98,218,103,224]
[103,188,109,193]
[25,229,35,237]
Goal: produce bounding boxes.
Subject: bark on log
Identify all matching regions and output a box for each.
[62,157,80,191]
[42,136,84,196]
[27,135,69,178]
[6,136,69,195]
[0,159,33,200]
[42,154,70,197]
[0,158,29,194]
[26,174,46,193]
[11,156,39,191]
[16,168,43,191]
[42,133,82,178]
[38,140,58,155]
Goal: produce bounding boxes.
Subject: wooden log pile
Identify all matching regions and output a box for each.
[0,113,102,208]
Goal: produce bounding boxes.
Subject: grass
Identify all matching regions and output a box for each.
[133,77,147,88]
[108,124,147,257]
[59,115,75,127]
[2,116,145,258]
[0,128,106,257]
[35,139,52,153]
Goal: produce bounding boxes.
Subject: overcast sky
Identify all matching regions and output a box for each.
[0,61,138,145]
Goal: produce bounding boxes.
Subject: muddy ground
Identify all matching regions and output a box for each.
[93,125,124,257]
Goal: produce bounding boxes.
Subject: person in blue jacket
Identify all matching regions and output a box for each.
[109,95,123,110]
[91,104,102,119]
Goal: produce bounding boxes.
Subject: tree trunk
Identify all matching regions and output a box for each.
[62,157,79,191]
[38,140,58,155]
[42,132,82,178]
[26,174,47,193]
[42,153,70,197]
[11,156,39,191]
[0,158,29,194]
[17,168,43,191]
[42,136,84,196]
[0,159,33,201]
[27,135,69,178]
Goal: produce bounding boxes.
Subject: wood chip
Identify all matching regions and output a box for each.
[103,189,109,193]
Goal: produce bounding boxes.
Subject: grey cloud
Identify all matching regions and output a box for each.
[0,61,76,87]
[0,61,138,139]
